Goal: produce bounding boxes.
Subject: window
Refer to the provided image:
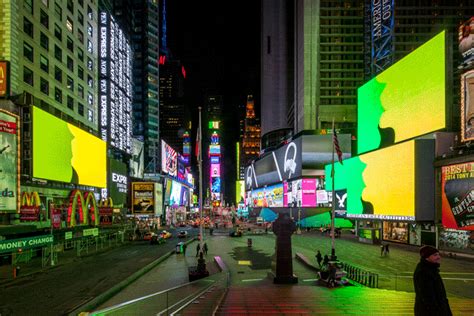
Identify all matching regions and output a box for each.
[67,76,74,91]
[67,36,74,52]
[55,87,62,103]
[40,55,49,73]
[87,40,93,53]
[40,10,49,29]
[77,47,84,61]
[24,0,33,14]
[54,66,62,82]
[23,67,34,86]
[66,17,73,33]
[54,2,62,21]
[23,42,34,62]
[40,77,49,95]
[67,0,73,13]
[78,66,84,80]
[40,32,49,50]
[87,57,93,71]
[67,56,74,72]
[87,5,93,19]
[87,109,93,122]
[67,95,74,110]
[77,29,84,43]
[87,75,93,88]
[24,18,33,38]
[54,24,62,41]
[87,92,93,106]
[78,103,84,116]
[42,0,49,7]
[78,12,83,25]
[78,84,84,98]
[87,23,93,37]
[54,45,62,61]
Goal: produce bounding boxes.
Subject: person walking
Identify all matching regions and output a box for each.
[381,243,385,256]
[385,243,390,256]
[322,254,329,267]
[315,250,323,268]
[196,243,201,257]
[413,245,452,316]
[203,242,208,255]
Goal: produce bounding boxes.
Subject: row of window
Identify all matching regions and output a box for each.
[23,66,86,117]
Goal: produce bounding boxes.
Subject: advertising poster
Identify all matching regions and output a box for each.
[132,182,154,214]
[0,110,18,212]
[161,140,177,176]
[177,155,186,180]
[164,178,172,205]
[211,177,221,193]
[33,106,106,188]
[265,183,284,207]
[210,164,220,178]
[459,17,474,66]
[180,185,188,207]
[334,189,347,218]
[169,180,182,206]
[358,31,446,154]
[130,138,144,178]
[301,179,316,207]
[441,162,474,230]
[383,221,408,243]
[154,183,163,216]
[461,70,474,141]
[108,159,128,207]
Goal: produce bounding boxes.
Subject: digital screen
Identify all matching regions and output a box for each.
[164,178,172,205]
[33,106,106,188]
[161,140,177,176]
[154,183,163,216]
[209,145,220,155]
[357,31,446,154]
[211,177,221,193]
[210,164,220,178]
[177,155,186,180]
[461,70,474,141]
[0,110,18,212]
[180,185,189,207]
[169,181,182,206]
[325,141,415,219]
[441,162,474,230]
[211,156,220,164]
[132,182,154,214]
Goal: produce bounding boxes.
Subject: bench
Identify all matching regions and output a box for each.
[295,252,319,272]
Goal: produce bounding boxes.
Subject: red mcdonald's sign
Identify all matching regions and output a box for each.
[0,61,8,97]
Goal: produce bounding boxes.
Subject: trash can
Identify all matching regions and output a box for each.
[176,242,184,253]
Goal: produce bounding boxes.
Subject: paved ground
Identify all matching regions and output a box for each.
[90,229,474,315]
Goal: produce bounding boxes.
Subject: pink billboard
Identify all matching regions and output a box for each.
[301,178,316,207]
[210,163,220,178]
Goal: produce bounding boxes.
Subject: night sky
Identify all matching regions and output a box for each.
[166,1,261,203]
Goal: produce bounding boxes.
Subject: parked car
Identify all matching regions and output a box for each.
[178,230,188,238]
[160,230,172,239]
[150,234,165,245]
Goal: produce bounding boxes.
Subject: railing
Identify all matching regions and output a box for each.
[340,262,379,288]
[90,271,231,316]
[383,272,474,294]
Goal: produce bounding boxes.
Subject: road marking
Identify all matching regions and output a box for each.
[242,278,263,282]
[238,260,251,265]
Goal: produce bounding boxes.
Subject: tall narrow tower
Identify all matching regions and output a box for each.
[240,95,260,176]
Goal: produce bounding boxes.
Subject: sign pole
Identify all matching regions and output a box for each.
[331,118,336,260]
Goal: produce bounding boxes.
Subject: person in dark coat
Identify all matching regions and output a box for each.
[322,254,329,267]
[315,250,323,268]
[413,245,452,316]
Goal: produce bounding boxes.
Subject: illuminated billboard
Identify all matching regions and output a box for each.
[161,140,177,176]
[209,145,220,155]
[170,181,182,206]
[130,138,144,178]
[441,162,474,230]
[211,177,221,193]
[459,17,474,66]
[33,107,106,188]
[358,31,446,154]
[461,70,474,141]
[99,12,132,153]
[132,182,154,214]
[325,140,431,220]
[0,109,19,212]
[210,164,220,178]
[108,158,127,207]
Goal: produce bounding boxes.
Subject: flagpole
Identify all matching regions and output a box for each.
[198,107,204,257]
[331,118,336,261]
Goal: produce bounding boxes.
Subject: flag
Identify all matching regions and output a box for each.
[195,126,201,158]
[333,128,343,165]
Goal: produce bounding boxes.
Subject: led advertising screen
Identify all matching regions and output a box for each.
[0,61,8,97]
[211,177,221,193]
[250,184,284,208]
[108,158,128,207]
[459,17,474,67]
[210,156,220,164]
[33,106,106,188]
[0,110,19,212]
[161,140,177,176]
[209,145,220,155]
[169,180,182,206]
[154,183,163,216]
[164,178,172,205]
[177,154,186,181]
[461,70,474,141]
[357,31,446,154]
[180,185,189,207]
[441,162,474,230]
[325,140,417,220]
[130,138,144,178]
[210,164,220,178]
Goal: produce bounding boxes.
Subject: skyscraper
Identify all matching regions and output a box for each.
[111,0,160,174]
[240,95,260,176]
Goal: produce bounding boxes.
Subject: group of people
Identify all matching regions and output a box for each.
[196,242,208,257]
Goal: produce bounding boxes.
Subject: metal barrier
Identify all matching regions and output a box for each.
[341,262,379,288]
